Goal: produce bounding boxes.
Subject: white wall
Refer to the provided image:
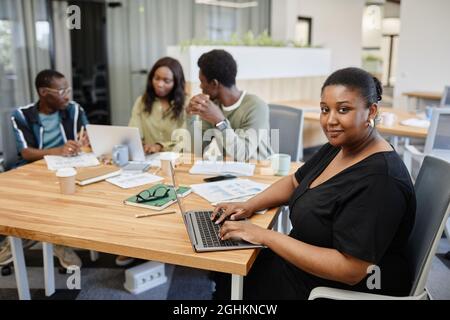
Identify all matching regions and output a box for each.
[271,0,365,71]
[394,0,450,108]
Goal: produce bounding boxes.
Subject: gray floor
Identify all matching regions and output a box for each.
[0,238,449,300]
[427,238,450,300]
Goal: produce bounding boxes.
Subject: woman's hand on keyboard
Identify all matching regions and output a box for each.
[211,202,255,225]
[219,220,266,245]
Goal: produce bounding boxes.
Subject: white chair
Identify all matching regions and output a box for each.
[440,86,450,107]
[403,107,450,250]
[269,104,304,234]
[309,156,450,300]
[403,107,450,180]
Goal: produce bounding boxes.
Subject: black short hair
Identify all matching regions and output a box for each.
[197,49,237,88]
[35,69,65,93]
[321,67,383,107]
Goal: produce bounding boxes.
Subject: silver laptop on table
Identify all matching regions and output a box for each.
[86,124,146,161]
[168,163,263,252]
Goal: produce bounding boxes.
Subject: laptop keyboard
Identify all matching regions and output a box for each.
[194,211,237,247]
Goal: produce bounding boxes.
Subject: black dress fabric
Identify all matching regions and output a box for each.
[213,143,416,300]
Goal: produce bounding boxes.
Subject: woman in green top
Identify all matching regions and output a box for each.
[129,57,186,154]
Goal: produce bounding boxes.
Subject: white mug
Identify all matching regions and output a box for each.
[269,154,291,176]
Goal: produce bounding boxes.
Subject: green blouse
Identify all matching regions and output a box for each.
[128,96,186,151]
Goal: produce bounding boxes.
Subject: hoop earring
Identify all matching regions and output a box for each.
[368,118,375,128]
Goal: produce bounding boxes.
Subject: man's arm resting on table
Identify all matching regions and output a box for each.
[21,140,81,162]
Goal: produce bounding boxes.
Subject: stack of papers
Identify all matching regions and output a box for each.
[44,153,100,171]
[106,172,163,189]
[400,118,430,128]
[191,179,268,203]
[189,160,255,176]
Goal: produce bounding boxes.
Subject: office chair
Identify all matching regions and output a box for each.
[441,86,450,107]
[269,104,304,234]
[309,156,450,300]
[403,108,450,249]
[0,109,19,171]
[269,104,304,162]
[403,108,450,180]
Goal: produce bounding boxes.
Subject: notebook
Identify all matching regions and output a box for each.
[75,166,122,186]
[124,184,191,211]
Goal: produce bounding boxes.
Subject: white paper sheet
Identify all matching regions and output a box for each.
[191,179,268,203]
[44,153,100,171]
[106,172,163,189]
[189,160,255,176]
[400,118,430,128]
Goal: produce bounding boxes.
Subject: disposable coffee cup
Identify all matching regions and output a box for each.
[56,167,77,195]
[381,112,396,127]
[159,153,177,176]
[270,154,291,176]
[160,159,172,176]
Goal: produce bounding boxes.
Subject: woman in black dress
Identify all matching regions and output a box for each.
[212,67,416,299]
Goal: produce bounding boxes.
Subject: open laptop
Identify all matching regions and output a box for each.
[424,108,450,162]
[86,124,146,161]
[168,162,263,252]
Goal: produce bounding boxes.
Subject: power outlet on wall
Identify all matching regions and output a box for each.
[124,261,167,294]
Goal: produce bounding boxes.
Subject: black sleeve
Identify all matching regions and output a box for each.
[332,175,409,263]
[295,143,334,183]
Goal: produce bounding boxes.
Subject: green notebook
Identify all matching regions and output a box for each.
[124,184,191,211]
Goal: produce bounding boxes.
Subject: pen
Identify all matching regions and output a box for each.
[78,126,85,144]
[135,210,176,218]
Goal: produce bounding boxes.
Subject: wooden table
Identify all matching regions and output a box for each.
[0,158,300,300]
[273,100,428,140]
[402,91,442,112]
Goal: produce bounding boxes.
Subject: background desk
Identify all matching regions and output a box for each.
[0,158,300,300]
[272,100,428,148]
[402,91,442,112]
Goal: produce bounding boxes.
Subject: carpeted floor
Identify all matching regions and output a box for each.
[436,253,450,270]
[0,247,213,300]
[1,238,449,300]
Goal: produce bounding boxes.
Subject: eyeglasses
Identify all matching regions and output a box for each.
[135,186,170,203]
[45,87,72,97]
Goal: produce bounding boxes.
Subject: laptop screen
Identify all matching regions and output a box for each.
[168,162,186,215]
[433,114,450,151]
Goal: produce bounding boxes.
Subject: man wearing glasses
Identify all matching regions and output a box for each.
[0,69,89,270]
[10,69,89,165]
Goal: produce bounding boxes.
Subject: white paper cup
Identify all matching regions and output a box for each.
[159,153,178,176]
[56,168,77,195]
[381,112,397,127]
[160,159,172,176]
